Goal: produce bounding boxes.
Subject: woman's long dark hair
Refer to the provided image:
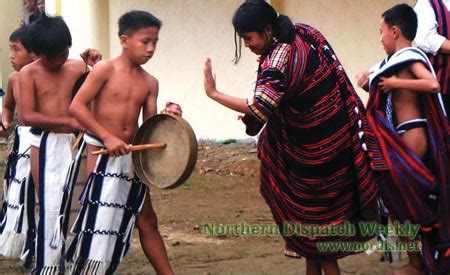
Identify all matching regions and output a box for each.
[232,0,294,64]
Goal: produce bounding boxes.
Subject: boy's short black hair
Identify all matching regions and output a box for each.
[118,10,162,36]
[29,13,72,58]
[382,3,417,41]
[9,26,33,52]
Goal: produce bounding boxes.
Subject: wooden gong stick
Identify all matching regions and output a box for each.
[92,142,166,155]
[72,132,85,150]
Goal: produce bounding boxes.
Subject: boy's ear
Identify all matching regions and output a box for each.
[392,25,400,39]
[119,34,129,49]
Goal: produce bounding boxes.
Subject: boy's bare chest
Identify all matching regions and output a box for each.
[33,70,79,98]
[103,77,149,102]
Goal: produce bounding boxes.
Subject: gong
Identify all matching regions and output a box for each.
[72,71,89,98]
[132,114,198,189]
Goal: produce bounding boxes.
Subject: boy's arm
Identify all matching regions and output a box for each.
[18,66,79,132]
[378,61,440,94]
[141,76,183,120]
[437,40,450,55]
[356,69,372,92]
[142,76,158,121]
[69,61,130,155]
[0,73,18,137]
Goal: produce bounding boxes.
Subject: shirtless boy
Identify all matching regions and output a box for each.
[19,14,100,273]
[67,10,179,274]
[0,25,36,266]
[357,4,449,274]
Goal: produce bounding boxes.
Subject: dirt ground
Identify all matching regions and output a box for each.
[0,142,407,274]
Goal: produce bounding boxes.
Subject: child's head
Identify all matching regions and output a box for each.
[29,13,71,70]
[118,10,162,64]
[9,26,35,71]
[380,4,417,54]
[23,0,36,13]
[118,10,162,36]
[37,0,45,11]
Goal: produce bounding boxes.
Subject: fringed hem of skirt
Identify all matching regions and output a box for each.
[0,231,26,258]
[38,265,61,275]
[70,258,115,275]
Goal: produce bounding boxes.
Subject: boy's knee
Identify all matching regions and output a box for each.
[137,207,158,229]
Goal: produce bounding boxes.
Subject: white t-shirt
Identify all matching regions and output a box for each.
[414,0,450,54]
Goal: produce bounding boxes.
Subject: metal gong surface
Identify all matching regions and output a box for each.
[132,114,198,189]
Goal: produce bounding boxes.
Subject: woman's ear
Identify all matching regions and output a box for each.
[264,25,273,38]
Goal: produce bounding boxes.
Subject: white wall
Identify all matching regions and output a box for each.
[275,0,416,103]
[59,0,110,61]
[0,0,419,139]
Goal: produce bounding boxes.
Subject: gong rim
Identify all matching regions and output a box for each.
[132,114,198,189]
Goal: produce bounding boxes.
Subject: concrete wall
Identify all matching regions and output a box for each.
[109,0,256,139]
[108,0,417,139]
[0,0,418,139]
[60,0,110,61]
[273,0,416,102]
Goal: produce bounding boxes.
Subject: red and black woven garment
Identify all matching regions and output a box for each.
[366,47,450,272]
[250,24,384,260]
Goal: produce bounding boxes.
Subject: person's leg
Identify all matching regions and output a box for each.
[387,250,426,275]
[385,218,426,275]
[321,259,341,275]
[30,145,46,272]
[306,258,322,275]
[136,193,173,275]
[406,251,426,270]
[30,146,39,195]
